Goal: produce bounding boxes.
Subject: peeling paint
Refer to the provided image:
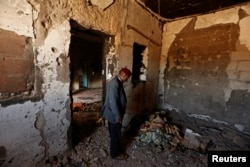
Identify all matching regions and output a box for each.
[106,44,118,79]
[0,0,34,37]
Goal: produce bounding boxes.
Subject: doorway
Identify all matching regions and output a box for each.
[69,21,107,146]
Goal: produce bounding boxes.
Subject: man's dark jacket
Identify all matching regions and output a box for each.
[102,76,127,124]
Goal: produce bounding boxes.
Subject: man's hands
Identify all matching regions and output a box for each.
[118,118,123,123]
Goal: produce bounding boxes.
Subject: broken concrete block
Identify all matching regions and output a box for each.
[182,128,201,149]
[234,123,245,132]
[181,128,209,153]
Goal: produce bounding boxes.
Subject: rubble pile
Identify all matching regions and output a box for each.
[69,137,109,167]
[136,111,183,151]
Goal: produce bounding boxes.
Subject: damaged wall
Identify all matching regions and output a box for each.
[159,2,250,133]
[0,0,71,166]
[0,0,162,166]
[122,0,162,116]
[69,0,162,116]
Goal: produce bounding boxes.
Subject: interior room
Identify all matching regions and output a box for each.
[0,0,250,166]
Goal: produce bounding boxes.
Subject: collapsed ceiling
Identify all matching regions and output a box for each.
[139,0,250,20]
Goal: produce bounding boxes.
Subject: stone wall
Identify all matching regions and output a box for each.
[159,2,250,133]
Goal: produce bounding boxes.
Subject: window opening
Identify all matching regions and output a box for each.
[132,43,148,83]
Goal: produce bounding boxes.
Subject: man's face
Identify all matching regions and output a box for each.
[120,72,130,82]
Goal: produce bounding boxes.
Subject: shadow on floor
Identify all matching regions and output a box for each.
[71,111,102,147]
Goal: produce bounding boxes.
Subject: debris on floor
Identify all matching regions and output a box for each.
[32,104,249,167]
[72,102,102,112]
[71,101,103,146]
[67,126,208,167]
[72,88,102,112]
[72,102,84,111]
[136,110,213,154]
[182,128,211,153]
[136,111,183,152]
[72,88,102,104]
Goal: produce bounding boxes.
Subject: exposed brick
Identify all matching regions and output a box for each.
[226,61,237,71]
[0,58,33,92]
[0,29,34,93]
[239,71,250,81]
[227,70,238,80]
[0,30,26,57]
[237,61,250,71]
[230,51,250,61]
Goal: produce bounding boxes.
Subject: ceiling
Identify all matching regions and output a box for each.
[139,0,250,20]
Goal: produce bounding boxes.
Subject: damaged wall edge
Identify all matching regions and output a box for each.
[127,24,161,46]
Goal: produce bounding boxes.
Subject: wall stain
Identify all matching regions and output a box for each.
[164,20,240,114]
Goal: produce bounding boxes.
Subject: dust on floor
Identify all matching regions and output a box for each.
[44,109,208,167]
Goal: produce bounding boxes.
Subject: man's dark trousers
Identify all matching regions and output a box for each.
[108,121,122,157]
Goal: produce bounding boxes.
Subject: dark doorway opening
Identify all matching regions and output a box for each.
[69,21,107,146]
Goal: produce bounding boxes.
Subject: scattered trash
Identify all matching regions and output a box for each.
[136,112,183,151]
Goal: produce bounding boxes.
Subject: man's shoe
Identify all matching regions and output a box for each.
[112,153,129,160]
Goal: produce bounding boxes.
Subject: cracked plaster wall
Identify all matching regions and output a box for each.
[159,2,250,133]
[0,0,162,166]
[121,0,162,116]
[0,0,71,166]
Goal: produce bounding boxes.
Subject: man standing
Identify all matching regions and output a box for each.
[102,67,132,160]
